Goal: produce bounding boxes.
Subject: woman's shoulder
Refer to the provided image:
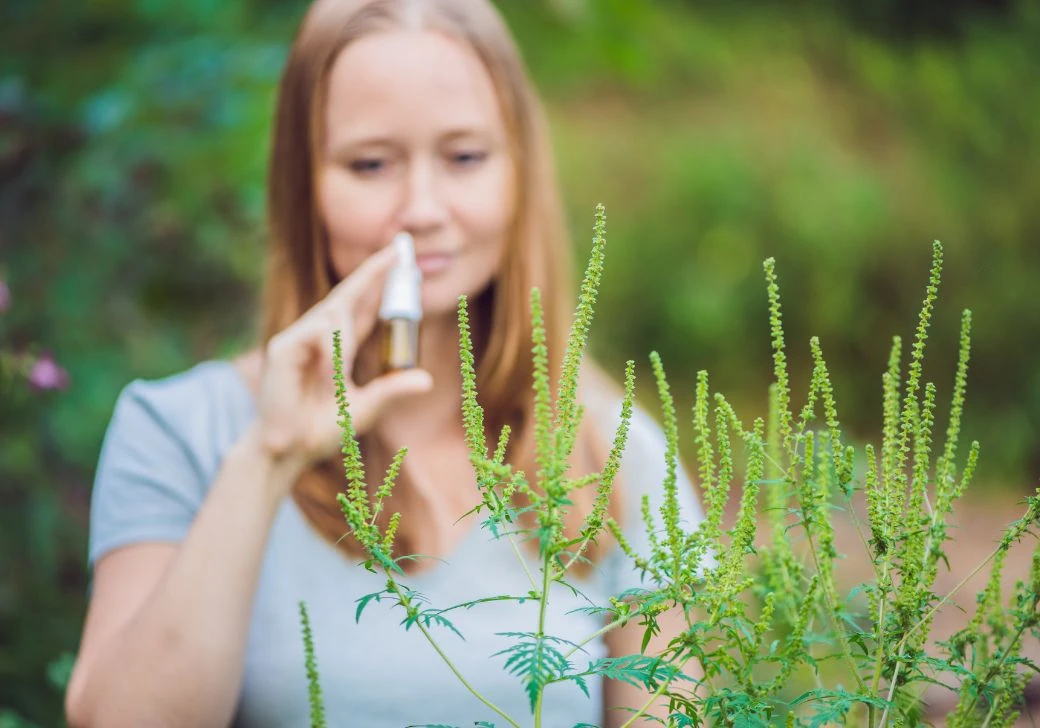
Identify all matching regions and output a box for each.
[118,359,252,422]
[121,358,245,399]
[109,358,255,460]
[88,358,256,567]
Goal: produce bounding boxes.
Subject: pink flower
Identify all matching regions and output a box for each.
[0,280,8,313]
[27,352,70,392]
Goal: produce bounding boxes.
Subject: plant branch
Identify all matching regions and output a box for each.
[563,616,631,660]
[506,530,539,592]
[533,532,555,728]
[896,540,1004,655]
[386,579,520,728]
[803,512,867,694]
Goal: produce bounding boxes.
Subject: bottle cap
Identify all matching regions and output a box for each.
[379,232,423,321]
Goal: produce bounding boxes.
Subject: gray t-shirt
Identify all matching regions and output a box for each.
[88,360,706,727]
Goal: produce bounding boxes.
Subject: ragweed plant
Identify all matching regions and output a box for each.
[300,209,1039,727]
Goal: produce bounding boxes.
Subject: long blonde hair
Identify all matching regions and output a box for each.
[260,0,621,572]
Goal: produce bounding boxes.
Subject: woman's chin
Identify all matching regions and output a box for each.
[420,277,494,320]
[419,290,467,321]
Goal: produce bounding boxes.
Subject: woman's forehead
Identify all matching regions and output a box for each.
[324,29,504,139]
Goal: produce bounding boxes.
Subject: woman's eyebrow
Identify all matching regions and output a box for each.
[326,136,395,157]
[326,127,497,157]
[439,128,498,144]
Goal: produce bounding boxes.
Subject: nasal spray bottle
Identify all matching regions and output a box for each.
[378,232,422,372]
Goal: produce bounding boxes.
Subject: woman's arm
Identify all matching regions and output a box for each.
[65,425,297,728]
[603,606,701,728]
[66,245,431,727]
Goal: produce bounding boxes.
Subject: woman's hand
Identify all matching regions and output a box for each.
[253,244,433,482]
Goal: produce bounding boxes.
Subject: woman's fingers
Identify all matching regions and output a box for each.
[327,244,399,314]
[267,244,396,385]
[258,241,425,465]
[297,243,399,355]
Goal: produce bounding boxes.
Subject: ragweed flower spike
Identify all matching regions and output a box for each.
[554,203,607,465]
[763,257,792,449]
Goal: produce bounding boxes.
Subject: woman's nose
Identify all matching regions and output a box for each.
[397,159,448,232]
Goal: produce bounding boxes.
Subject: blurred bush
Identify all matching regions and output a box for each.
[2,0,1038,723]
[502,0,1040,491]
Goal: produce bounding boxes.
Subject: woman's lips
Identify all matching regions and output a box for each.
[415,252,455,275]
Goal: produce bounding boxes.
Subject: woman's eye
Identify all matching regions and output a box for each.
[349,158,385,174]
[450,150,488,167]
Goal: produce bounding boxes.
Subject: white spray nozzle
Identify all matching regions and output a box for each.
[379,231,423,321]
[393,231,416,266]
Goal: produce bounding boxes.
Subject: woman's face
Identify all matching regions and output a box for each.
[317,29,516,318]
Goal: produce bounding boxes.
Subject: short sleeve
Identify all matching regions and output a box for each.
[602,404,711,597]
[87,379,209,568]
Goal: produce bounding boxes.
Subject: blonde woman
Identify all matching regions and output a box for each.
[65,1,706,725]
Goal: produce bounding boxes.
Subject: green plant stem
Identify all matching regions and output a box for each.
[533,537,554,728]
[895,540,1003,654]
[868,559,893,728]
[842,489,891,728]
[877,659,904,727]
[804,517,867,694]
[506,531,539,592]
[802,613,827,693]
[559,531,597,574]
[386,579,520,728]
[562,616,631,660]
[687,604,722,702]
[979,696,1002,728]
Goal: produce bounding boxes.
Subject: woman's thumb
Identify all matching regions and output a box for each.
[322,369,434,452]
[357,368,434,420]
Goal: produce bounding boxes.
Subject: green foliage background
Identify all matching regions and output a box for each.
[1,0,1038,723]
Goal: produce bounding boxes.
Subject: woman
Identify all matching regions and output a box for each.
[65,0,706,725]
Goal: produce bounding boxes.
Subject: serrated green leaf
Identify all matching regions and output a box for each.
[355,590,388,623]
